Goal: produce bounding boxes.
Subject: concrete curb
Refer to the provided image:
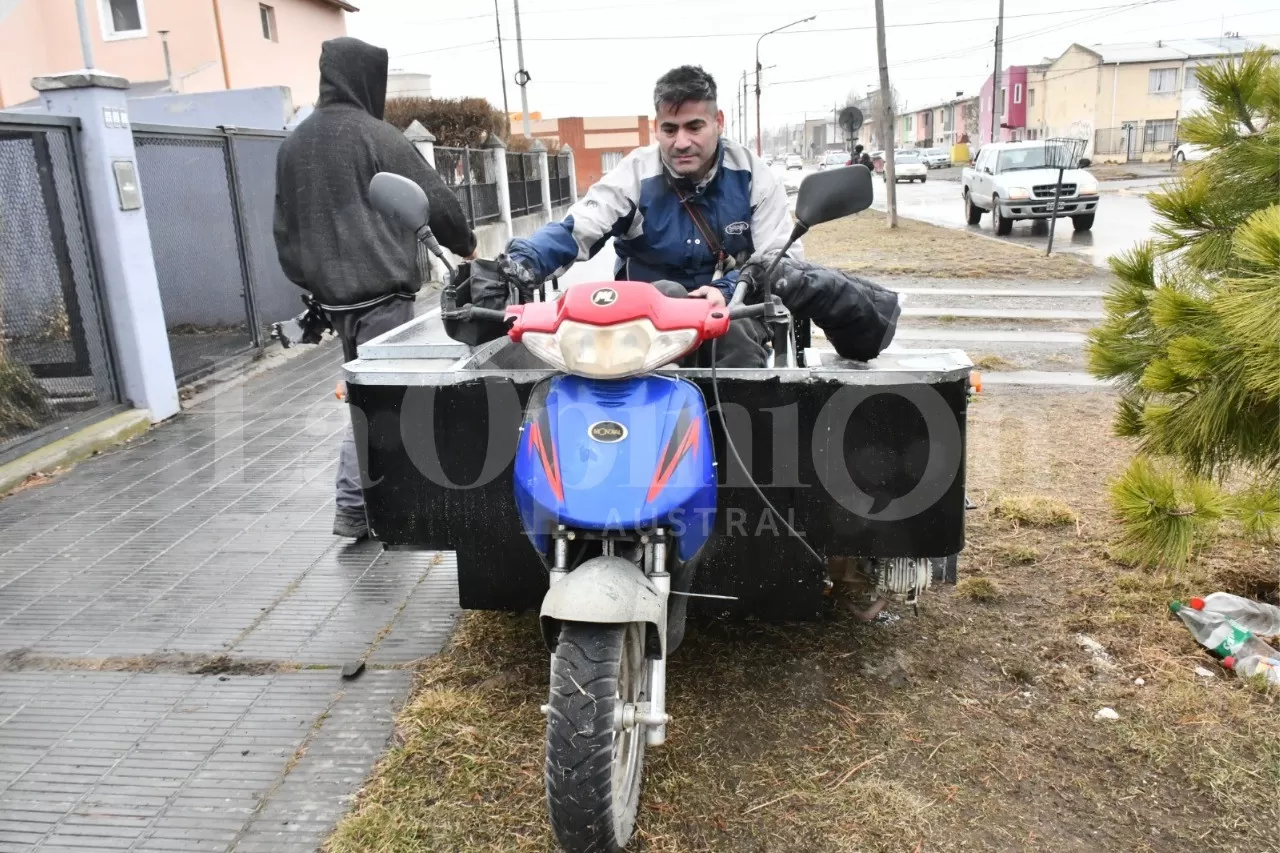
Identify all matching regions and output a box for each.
[0,409,152,496]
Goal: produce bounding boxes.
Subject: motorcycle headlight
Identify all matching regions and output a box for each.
[521,319,699,379]
[1006,186,1031,200]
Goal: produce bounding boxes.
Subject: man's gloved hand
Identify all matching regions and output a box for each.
[497,253,539,295]
[739,251,806,304]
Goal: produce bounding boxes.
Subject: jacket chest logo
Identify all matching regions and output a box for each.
[724,221,749,236]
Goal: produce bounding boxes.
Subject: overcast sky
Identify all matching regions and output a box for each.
[348,0,1278,132]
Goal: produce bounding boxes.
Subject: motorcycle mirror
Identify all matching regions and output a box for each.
[794,165,875,231]
[369,172,431,234]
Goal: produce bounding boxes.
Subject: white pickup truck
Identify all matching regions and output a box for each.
[962,141,1100,236]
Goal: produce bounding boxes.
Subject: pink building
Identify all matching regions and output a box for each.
[978,65,1030,145]
[0,0,354,110]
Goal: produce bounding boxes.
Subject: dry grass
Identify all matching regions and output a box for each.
[992,493,1079,527]
[803,212,1097,279]
[971,353,1019,372]
[327,389,1280,853]
[955,576,1003,602]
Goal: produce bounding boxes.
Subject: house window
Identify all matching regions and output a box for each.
[1028,88,1036,107]
[1184,67,1200,90]
[600,151,624,172]
[1148,119,1176,143]
[100,0,145,40]
[1149,68,1177,94]
[260,4,278,41]
[1014,84,1023,104]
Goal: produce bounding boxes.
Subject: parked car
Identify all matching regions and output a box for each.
[886,150,928,183]
[922,147,951,169]
[818,150,851,169]
[961,140,1099,235]
[785,153,804,170]
[1174,142,1208,163]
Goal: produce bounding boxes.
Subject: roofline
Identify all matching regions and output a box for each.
[1059,39,1273,65]
[312,0,360,12]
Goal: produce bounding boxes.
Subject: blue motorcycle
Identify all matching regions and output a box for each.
[365,166,949,853]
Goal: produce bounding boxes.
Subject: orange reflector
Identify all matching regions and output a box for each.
[335,381,346,401]
[969,370,983,394]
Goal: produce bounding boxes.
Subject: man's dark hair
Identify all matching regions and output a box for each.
[854,143,864,154]
[654,65,717,113]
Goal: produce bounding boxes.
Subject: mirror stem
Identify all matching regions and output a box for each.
[417,225,456,277]
[758,222,809,309]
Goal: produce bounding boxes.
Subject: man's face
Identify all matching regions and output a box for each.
[656,100,723,179]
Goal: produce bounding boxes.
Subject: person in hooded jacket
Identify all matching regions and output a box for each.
[274,36,478,540]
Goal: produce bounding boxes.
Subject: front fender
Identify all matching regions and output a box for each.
[540,556,666,656]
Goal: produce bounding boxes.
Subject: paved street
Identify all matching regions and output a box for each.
[778,163,1164,267]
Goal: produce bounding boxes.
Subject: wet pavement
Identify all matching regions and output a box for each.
[0,335,460,853]
[777,163,1165,268]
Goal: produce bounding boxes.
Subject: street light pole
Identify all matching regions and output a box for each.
[755,15,815,156]
[740,70,748,146]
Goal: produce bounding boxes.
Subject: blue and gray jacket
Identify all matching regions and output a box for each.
[506,138,801,300]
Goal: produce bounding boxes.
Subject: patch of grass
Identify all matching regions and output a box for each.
[992,493,1078,527]
[803,212,1097,280]
[971,353,1018,371]
[956,576,1003,602]
[996,542,1039,564]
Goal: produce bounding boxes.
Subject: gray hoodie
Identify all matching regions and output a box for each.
[273,37,476,311]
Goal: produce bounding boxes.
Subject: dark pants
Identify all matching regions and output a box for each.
[332,298,415,515]
[649,280,769,368]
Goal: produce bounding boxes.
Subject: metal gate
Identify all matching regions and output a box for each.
[0,115,118,463]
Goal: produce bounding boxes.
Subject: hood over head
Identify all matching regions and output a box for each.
[316,37,388,118]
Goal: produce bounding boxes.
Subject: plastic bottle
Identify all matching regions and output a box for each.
[1168,601,1280,659]
[1190,593,1280,637]
[1222,655,1280,690]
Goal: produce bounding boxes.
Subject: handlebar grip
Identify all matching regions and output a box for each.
[728,303,768,320]
[467,307,510,323]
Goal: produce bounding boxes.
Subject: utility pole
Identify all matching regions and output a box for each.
[741,72,748,145]
[874,0,898,228]
[512,0,532,138]
[494,0,511,139]
[990,0,1004,146]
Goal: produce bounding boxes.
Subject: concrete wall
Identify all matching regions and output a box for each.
[433,203,574,280]
[0,0,343,109]
[127,86,294,129]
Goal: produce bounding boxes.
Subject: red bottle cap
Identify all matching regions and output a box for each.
[1190,597,1206,609]
[1223,656,1237,669]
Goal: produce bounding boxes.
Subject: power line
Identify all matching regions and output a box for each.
[393,39,496,60]
[764,0,1180,87]
[513,1,1183,42]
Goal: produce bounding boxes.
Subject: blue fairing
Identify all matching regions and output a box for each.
[514,374,716,563]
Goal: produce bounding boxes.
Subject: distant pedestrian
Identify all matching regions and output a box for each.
[854,143,873,170]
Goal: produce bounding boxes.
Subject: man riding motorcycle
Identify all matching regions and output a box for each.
[501,65,787,367]
[500,65,900,368]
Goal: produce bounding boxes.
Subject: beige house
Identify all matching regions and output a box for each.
[1030,37,1267,162]
[0,0,355,110]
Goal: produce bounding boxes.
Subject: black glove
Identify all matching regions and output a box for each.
[496,253,539,298]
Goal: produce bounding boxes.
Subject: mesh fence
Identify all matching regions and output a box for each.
[226,132,305,333]
[0,121,116,455]
[1094,121,1179,160]
[134,132,254,381]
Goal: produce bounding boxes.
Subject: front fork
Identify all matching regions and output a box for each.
[548,526,671,747]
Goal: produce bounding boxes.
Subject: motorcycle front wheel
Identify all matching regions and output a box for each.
[545,622,648,853]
